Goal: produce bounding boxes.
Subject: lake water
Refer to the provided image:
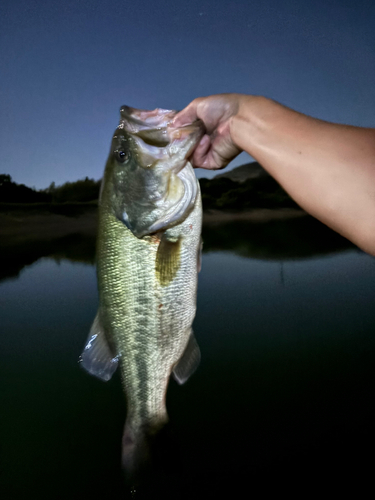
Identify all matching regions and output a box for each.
[1,219,375,497]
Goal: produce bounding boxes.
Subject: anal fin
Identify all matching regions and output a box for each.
[173,330,201,385]
[79,311,118,381]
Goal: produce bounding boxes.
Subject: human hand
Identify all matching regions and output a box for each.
[173,94,246,170]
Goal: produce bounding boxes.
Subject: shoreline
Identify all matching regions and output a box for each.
[202,208,306,224]
[0,206,354,283]
[0,210,98,242]
[0,207,306,243]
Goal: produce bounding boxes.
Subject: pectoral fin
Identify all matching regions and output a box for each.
[173,331,201,385]
[155,234,182,286]
[79,311,118,381]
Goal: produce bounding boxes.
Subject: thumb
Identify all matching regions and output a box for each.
[172,99,202,127]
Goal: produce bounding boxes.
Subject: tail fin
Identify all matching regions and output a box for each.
[122,419,177,489]
[122,424,152,480]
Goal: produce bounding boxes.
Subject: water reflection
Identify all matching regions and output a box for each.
[0,233,96,282]
[1,217,374,497]
[202,214,355,259]
[0,214,355,283]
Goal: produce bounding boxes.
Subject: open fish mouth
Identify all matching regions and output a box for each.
[119,105,205,161]
[120,105,176,130]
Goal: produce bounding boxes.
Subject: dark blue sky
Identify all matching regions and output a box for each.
[1,0,374,188]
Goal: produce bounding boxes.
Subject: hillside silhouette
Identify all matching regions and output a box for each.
[0,174,100,204]
[0,162,299,211]
[215,161,267,182]
[0,174,51,203]
[199,162,299,210]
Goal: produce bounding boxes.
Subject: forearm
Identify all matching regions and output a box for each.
[231,96,375,255]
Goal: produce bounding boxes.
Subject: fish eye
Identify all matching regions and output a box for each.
[114,149,130,163]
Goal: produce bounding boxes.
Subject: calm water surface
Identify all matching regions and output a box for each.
[1,224,375,497]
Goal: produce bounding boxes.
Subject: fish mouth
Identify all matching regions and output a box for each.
[119,106,205,162]
[120,105,176,130]
[167,120,205,158]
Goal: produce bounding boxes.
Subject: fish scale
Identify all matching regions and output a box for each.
[80,106,203,477]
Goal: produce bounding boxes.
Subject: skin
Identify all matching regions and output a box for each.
[173,94,375,256]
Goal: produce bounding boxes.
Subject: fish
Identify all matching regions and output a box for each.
[79,105,204,478]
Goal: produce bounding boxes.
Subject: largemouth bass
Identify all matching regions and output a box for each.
[80,106,204,476]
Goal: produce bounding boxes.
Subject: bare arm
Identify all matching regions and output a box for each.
[174,94,375,255]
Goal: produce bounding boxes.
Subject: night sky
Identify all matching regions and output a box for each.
[1,0,374,189]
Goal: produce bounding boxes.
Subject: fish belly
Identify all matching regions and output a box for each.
[97,192,202,431]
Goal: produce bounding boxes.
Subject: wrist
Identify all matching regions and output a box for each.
[230,95,271,154]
